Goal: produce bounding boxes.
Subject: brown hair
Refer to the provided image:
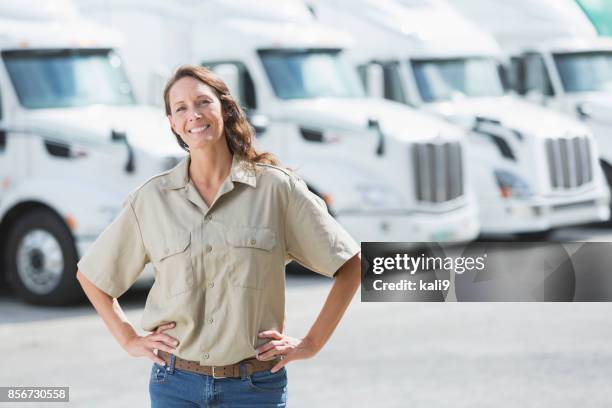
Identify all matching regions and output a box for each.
[163,64,278,166]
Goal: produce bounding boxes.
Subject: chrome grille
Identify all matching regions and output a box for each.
[545,136,592,189]
[413,141,463,203]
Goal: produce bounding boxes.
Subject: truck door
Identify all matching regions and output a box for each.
[0,84,20,207]
[517,53,556,107]
[358,61,409,105]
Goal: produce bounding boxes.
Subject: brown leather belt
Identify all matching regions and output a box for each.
[157,350,278,378]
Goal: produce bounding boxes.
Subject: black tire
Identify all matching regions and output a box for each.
[515,230,554,242]
[600,160,612,188]
[5,209,83,306]
[600,161,612,222]
[285,260,314,275]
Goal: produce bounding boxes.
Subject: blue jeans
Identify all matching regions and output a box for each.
[149,354,288,407]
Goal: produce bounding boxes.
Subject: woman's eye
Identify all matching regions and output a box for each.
[175,107,185,113]
[199,100,211,105]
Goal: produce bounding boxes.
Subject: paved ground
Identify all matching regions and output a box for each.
[1,225,612,407]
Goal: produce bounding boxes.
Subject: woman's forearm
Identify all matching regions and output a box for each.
[304,253,361,350]
[76,270,138,349]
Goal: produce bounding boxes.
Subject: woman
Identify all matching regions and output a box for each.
[76,65,361,407]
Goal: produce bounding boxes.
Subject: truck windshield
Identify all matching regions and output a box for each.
[258,49,365,99]
[411,58,504,103]
[2,49,135,109]
[553,51,612,93]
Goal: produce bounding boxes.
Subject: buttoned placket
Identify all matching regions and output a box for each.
[182,176,238,364]
[161,155,257,365]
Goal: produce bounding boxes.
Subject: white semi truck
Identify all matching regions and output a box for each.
[509,37,612,186]
[0,3,186,305]
[78,1,481,246]
[448,0,612,211]
[308,0,611,236]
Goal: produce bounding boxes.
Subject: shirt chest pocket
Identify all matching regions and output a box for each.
[150,232,194,298]
[226,227,277,290]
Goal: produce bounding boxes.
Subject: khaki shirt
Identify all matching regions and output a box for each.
[77,154,359,366]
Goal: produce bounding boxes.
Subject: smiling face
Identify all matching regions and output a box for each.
[167,76,225,152]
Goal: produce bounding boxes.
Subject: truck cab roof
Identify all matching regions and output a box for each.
[0,16,121,50]
[308,0,501,60]
[523,36,612,54]
[192,18,352,57]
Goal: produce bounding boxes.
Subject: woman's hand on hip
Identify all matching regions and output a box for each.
[123,322,180,365]
[256,330,320,373]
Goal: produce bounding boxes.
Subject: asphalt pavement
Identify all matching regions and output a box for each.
[1,225,612,407]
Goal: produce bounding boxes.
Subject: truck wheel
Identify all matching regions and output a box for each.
[600,160,612,188]
[5,209,83,306]
[285,260,313,275]
[598,160,612,224]
[515,230,554,241]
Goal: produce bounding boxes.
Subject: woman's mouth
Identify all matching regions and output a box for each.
[189,124,211,134]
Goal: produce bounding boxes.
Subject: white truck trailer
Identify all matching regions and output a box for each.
[308,0,611,236]
[0,3,186,305]
[78,0,481,246]
[449,0,598,50]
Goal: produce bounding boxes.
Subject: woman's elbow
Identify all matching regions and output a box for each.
[336,253,361,284]
[76,270,96,292]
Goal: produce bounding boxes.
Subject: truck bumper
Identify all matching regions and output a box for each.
[480,187,611,234]
[336,203,480,245]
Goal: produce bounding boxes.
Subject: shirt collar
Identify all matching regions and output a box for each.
[163,154,257,190]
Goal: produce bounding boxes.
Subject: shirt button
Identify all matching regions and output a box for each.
[208,318,214,324]
[208,281,214,288]
[250,238,256,245]
[204,353,210,359]
[205,214,212,221]
[206,245,212,253]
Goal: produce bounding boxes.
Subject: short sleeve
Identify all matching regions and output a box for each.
[77,197,149,298]
[284,175,360,277]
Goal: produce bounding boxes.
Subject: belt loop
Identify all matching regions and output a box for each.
[239,361,248,380]
[167,353,176,374]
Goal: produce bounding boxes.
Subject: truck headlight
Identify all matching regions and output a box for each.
[494,170,533,199]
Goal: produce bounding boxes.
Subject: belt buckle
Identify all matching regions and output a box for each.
[211,366,226,379]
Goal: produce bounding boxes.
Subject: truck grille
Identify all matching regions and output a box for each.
[545,137,592,189]
[413,141,463,203]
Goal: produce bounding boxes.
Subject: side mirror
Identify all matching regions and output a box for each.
[212,64,242,106]
[111,129,126,142]
[576,103,592,120]
[111,130,134,173]
[248,113,269,136]
[365,64,384,99]
[368,118,385,156]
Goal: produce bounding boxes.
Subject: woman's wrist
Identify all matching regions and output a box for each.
[301,334,323,353]
[116,325,140,350]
